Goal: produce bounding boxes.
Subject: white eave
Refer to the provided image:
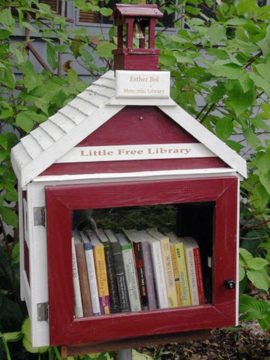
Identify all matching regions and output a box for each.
[11,70,247,188]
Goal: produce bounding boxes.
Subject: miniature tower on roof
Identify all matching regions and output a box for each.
[113,3,163,71]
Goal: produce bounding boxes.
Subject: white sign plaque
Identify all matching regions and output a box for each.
[115,70,170,99]
[57,143,214,163]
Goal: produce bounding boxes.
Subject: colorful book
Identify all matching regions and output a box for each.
[97,228,120,313]
[105,229,130,313]
[167,232,191,307]
[182,237,205,306]
[74,232,93,317]
[147,228,178,308]
[123,229,149,310]
[80,231,101,315]
[71,235,83,318]
[125,229,167,309]
[116,232,141,312]
[87,230,111,315]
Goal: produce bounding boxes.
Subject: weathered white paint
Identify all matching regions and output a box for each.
[18,187,25,301]
[235,177,240,325]
[116,70,170,98]
[57,143,214,163]
[161,105,247,178]
[34,168,238,185]
[27,183,49,347]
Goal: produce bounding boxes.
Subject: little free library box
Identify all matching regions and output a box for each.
[11,3,247,353]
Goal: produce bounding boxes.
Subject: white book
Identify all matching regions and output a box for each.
[125,229,168,309]
[80,231,101,315]
[182,238,199,306]
[147,228,178,308]
[71,235,83,318]
[116,233,141,312]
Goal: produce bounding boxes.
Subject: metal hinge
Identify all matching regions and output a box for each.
[34,207,46,226]
[37,302,49,322]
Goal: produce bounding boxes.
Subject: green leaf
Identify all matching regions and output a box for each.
[240,294,270,325]
[47,42,58,70]
[0,206,18,227]
[0,101,13,120]
[249,72,270,97]
[0,29,11,40]
[207,64,244,80]
[16,112,34,133]
[11,243,20,266]
[96,41,116,58]
[247,269,270,292]
[0,69,16,89]
[1,332,21,342]
[160,54,176,67]
[258,25,270,56]
[255,62,270,83]
[215,118,233,141]
[240,248,253,264]
[206,24,226,45]
[237,0,258,17]
[243,128,261,148]
[21,318,49,354]
[227,83,254,116]
[247,257,268,270]
[0,8,15,32]
[99,7,112,16]
[239,265,245,281]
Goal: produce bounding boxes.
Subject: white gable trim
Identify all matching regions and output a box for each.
[16,105,123,187]
[159,104,247,178]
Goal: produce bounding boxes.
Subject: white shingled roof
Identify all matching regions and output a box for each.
[11,70,247,187]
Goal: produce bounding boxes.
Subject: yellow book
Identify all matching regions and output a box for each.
[147,228,178,308]
[170,244,182,306]
[87,230,110,315]
[168,232,191,306]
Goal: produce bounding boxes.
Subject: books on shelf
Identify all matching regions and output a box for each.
[104,229,130,313]
[116,232,141,312]
[73,231,93,317]
[80,231,101,315]
[182,237,205,306]
[97,228,121,313]
[167,232,191,307]
[147,228,178,308]
[123,229,158,311]
[72,224,205,318]
[86,230,111,315]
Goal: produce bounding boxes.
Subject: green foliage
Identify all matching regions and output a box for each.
[1,1,270,358]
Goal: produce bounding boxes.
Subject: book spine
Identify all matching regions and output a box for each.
[84,245,101,315]
[75,241,93,317]
[141,241,157,310]
[175,243,191,306]
[94,246,111,315]
[160,238,178,307]
[193,247,205,305]
[112,243,130,312]
[133,242,148,309]
[71,238,83,318]
[103,243,120,313]
[150,241,168,309]
[122,247,141,312]
[170,244,182,306]
[185,248,199,306]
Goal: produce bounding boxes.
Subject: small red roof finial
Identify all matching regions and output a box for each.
[113,3,163,71]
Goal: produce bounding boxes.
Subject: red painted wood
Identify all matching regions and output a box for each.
[46,177,238,346]
[41,106,230,176]
[114,54,159,71]
[79,107,198,146]
[41,157,227,176]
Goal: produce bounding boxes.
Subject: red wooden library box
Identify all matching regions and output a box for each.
[11,4,247,352]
